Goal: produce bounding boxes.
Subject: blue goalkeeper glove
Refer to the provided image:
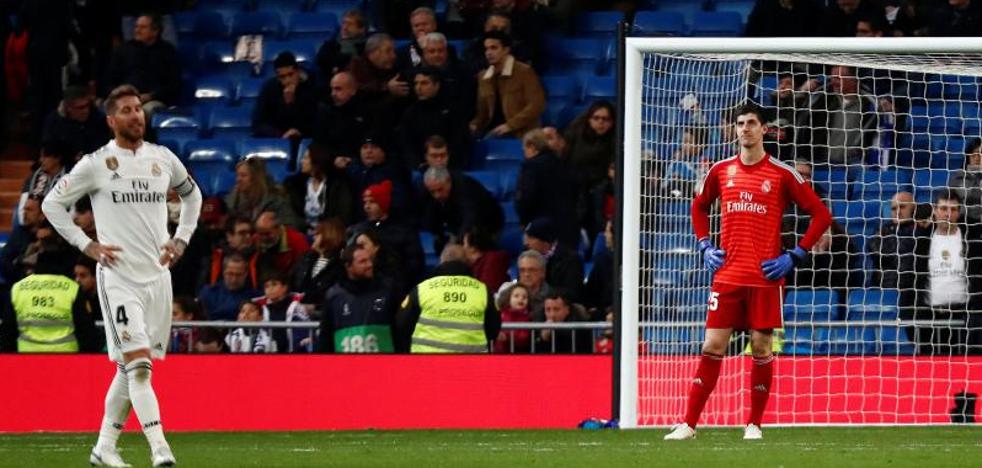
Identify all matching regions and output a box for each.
[761,246,807,281]
[697,238,726,273]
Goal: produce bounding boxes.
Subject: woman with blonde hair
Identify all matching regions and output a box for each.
[224,157,302,228]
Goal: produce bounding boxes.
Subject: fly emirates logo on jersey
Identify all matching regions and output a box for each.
[726,191,768,214]
[111,179,166,204]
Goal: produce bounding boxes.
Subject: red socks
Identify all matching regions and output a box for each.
[748,355,775,427]
[684,352,724,428]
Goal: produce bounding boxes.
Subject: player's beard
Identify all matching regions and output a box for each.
[117,120,145,145]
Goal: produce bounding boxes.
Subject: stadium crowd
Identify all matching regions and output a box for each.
[1,0,982,355]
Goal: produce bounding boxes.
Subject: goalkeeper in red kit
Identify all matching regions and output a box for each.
[665,103,831,440]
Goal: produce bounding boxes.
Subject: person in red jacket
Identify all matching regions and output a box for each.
[462,226,510,294]
[254,210,310,285]
[494,282,530,353]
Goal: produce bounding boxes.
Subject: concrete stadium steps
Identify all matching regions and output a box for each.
[0,160,33,233]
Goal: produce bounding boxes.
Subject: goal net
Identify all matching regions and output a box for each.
[618,38,982,428]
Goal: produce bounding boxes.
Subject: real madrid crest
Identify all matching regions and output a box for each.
[151,162,161,177]
[761,180,772,193]
[106,156,119,171]
[727,165,737,176]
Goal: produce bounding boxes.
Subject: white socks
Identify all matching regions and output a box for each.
[124,358,168,450]
[95,364,131,449]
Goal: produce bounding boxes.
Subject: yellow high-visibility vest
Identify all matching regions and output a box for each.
[11,274,79,353]
[411,275,488,353]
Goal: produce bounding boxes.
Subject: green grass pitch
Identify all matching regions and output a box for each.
[1,427,980,467]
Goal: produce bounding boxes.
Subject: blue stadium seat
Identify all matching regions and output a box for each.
[633,11,685,36]
[648,325,703,355]
[208,105,254,140]
[172,12,199,37]
[501,201,519,225]
[193,75,234,104]
[812,167,849,200]
[649,0,708,26]
[185,140,238,197]
[941,75,980,100]
[157,139,186,159]
[239,138,292,183]
[547,37,609,76]
[784,326,822,355]
[875,326,916,355]
[184,11,229,39]
[479,138,522,169]
[575,11,624,38]
[689,11,743,37]
[647,232,697,254]
[913,168,951,193]
[582,76,616,103]
[285,12,338,40]
[945,102,980,119]
[499,224,525,259]
[542,101,570,128]
[230,11,282,37]
[931,137,966,169]
[466,170,503,200]
[152,111,202,153]
[198,41,236,71]
[483,158,520,175]
[418,231,439,271]
[295,138,312,172]
[310,0,361,17]
[499,170,518,201]
[827,327,874,355]
[236,77,265,104]
[783,288,840,322]
[195,0,248,19]
[541,75,579,102]
[846,289,900,321]
[711,0,757,22]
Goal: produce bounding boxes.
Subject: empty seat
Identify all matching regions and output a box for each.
[846,289,900,321]
[239,138,292,182]
[827,326,874,355]
[541,75,579,101]
[650,0,707,25]
[285,12,338,40]
[633,11,685,36]
[466,170,502,200]
[185,11,229,39]
[193,75,234,103]
[236,77,265,103]
[418,231,439,271]
[582,76,616,103]
[575,11,624,37]
[499,224,525,259]
[310,0,362,17]
[501,200,519,225]
[152,111,202,149]
[712,0,757,22]
[548,37,608,75]
[185,140,238,197]
[209,105,254,140]
[689,11,743,37]
[480,138,523,165]
[783,288,840,322]
[913,168,951,191]
[230,11,282,37]
[499,170,518,201]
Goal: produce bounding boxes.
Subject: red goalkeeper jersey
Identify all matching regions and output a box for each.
[691,154,832,287]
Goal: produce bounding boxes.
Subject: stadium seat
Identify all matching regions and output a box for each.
[648,325,703,355]
[547,37,609,76]
[501,201,519,226]
[152,111,202,153]
[285,12,338,40]
[185,11,229,39]
[499,224,525,259]
[195,0,248,19]
[483,157,520,175]
[783,288,841,322]
[827,327,874,355]
[466,170,503,200]
[193,75,235,104]
[711,0,757,22]
[479,138,523,169]
[230,12,282,37]
[812,167,850,200]
[311,0,361,17]
[418,231,439,272]
[647,232,697,254]
[930,137,967,169]
[198,41,236,72]
[633,11,686,37]
[499,170,518,201]
[186,140,238,197]
[846,289,900,321]
[208,105,254,140]
[913,168,951,193]
[238,138,292,182]
[689,11,743,37]
[236,77,265,104]
[295,138,312,172]
[541,75,579,102]
[575,11,624,38]
[172,11,199,38]
[582,76,616,103]
[875,326,916,355]
[654,199,691,232]
[649,0,708,26]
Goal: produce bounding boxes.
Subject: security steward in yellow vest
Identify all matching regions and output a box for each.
[0,252,102,353]
[396,260,501,353]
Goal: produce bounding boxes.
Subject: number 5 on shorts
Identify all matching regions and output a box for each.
[707,291,720,312]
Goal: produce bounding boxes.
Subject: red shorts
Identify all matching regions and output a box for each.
[705,282,784,331]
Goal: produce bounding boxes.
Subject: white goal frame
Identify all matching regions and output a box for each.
[618,37,982,429]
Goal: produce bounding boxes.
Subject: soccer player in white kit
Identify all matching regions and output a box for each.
[42,85,202,467]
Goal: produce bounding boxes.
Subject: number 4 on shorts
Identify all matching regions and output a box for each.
[116,305,129,325]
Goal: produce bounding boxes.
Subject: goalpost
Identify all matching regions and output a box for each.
[618,37,982,428]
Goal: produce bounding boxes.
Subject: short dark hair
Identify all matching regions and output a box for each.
[966,137,982,157]
[914,203,932,221]
[273,51,298,69]
[425,135,448,151]
[934,188,962,205]
[62,85,90,104]
[543,289,570,307]
[732,102,766,124]
[413,66,442,84]
[341,243,362,266]
[482,30,513,49]
[105,84,141,115]
[40,139,74,165]
[74,196,92,213]
[264,271,289,286]
[75,254,96,272]
[463,226,496,252]
[342,9,366,29]
[857,15,887,34]
[142,13,164,33]
[224,215,252,234]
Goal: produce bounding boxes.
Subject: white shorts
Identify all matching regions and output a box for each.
[96,264,172,362]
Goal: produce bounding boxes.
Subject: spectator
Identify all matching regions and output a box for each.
[542,126,567,158]
[194,328,227,353]
[514,249,555,322]
[745,0,823,37]
[314,71,375,164]
[565,101,616,208]
[494,282,531,353]
[344,136,414,220]
[20,0,74,141]
[256,272,312,353]
[797,65,878,164]
[583,220,615,316]
[252,52,318,140]
[202,216,260,290]
[417,136,457,176]
[395,7,456,72]
[469,31,545,138]
[0,250,102,353]
[949,138,982,226]
[283,141,355,232]
[349,228,402,287]
[225,158,302,228]
[821,0,881,36]
[930,0,982,36]
[107,13,180,112]
[73,197,97,240]
[855,15,886,37]
[198,254,261,322]
[902,189,982,356]
[462,13,535,76]
[41,85,110,159]
[170,296,205,354]
[533,290,592,354]
[659,128,712,200]
[914,202,933,230]
[763,72,808,160]
[583,162,615,245]
[0,195,44,283]
[347,33,409,106]
[524,217,584,303]
[398,67,471,171]
[254,210,311,285]
[319,244,400,353]
[73,255,101,331]
[292,218,347,315]
[18,140,72,225]
[867,191,918,289]
[462,226,511,294]
[421,167,505,252]
[351,181,425,292]
[315,9,368,82]
[225,301,274,353]
[594,308,615,354]
[396,253,500,353]
[515,129,579,248]
[486,0,543,67]
[419,32,476,121]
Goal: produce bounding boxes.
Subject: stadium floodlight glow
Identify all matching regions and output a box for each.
[618,37,982,429]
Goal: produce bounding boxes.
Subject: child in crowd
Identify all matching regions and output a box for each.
[170,296,206,353]
[256,273,312,352]
[226,301,274,353]
[494,283,531,353]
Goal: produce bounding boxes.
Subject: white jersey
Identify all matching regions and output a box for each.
[43,140,199,284]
